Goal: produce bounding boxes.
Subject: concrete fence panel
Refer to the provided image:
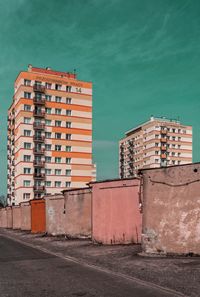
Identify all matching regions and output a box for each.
[20,202,31,231]
[91,178,142,245]
[63,187,92,238]
[12,206,21,229]
[6,207,13,228]
[45,194,65,236]
[0,208,7,228]
[141,163,200,255]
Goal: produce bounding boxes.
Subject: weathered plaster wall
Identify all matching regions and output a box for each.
[0,208,7,228]
[12,206,21,229]
[45,194,65,236]
[6,207,13,228]
[63,188,92,238]
[91,178,142,244]
[142,163,200,255]
[20,202,31,231]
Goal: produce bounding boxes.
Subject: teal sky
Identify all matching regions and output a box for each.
[1,0,200,195]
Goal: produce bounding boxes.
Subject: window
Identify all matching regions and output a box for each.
[178,161,181,165]
[66,134,71,140]
[55,96,62,103]
[24,79,31,86]
[24,168,31,174]
[55,108,61,115]
[24,155,31,162]
[23,193,30,200]
[45,132,51,139]
[55,84,61,90]
[24,92,31,99]
[24,142,31,149]
[45,156,51,163]
[66,110,71,116]
[55,133,61,139]
[66,97,72,104]
[45,169,51,175]
[45,119,52,126]
[172,152,175,156]
[55,120,62,127]
[24,117,31,124]
[178,137,181,141]
[155,143,159,147]
[24,130,31,136]
[172,129,176,133]
[155,135,159,138]
[45,95,52,101]
[55,169,61,175]
[45,108,51,114]
[55,181,61,187]
[35,81,42,86]
[66,86,72,92]
[172,136,176,141]
[155,159,159,163]
[45,144,51,151]
[66,122,71,128]
[24,180,31,187]
[66,158,71,164]
[178,153,181,157]
[178,129,181,133]
[24,105,31,111]
[55,157,61,163]
[66,169,71,176]
[155,151,159,155]
[66,182,71,188]
[178,145,181,149]
[172,160,176,165]
[55,145,61,151]
[45,181,51,187]
[45,83,52,89]
[66,146,71,152]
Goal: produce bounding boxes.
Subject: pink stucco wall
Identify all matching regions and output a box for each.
[45,194,65,236]
[0,208,7,228]
[63,187,92,238]
[6,207,13,228]
[91,178,142,244]
[141,163,200,255]
[20,202,31,231]
[12,206,21,230]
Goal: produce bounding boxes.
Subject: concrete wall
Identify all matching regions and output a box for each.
[45,194,65,236]
[91,178,142,244]
[6,207,13,228]
[0,208,7,228]
[20,202,31,231]
[141,163,200,255]
[12,206,21,229]
[63,187,92,238]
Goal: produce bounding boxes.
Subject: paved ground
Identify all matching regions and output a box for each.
[0,233,180,297]
[1,229,199,297]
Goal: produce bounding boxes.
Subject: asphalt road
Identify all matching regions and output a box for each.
[0,233,181,297]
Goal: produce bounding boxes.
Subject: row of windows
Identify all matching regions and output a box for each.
[23,168,71,175]
[24,155,72,163]
[24,79,81,93]
[24,105,73,115]
[23,142,72,152]
[23,130,73,139]
[24,117,73,128]
[24,91,72,104]
[23,181,71,187]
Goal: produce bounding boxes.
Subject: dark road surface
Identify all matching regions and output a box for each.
[0,234,182,297]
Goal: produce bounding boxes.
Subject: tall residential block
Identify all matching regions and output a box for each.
[119,116,192,178]
[7,65,96,206]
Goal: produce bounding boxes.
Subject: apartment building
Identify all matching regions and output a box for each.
[7,65,96,206]
[119,116,192,178]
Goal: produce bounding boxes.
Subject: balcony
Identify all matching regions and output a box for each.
[33,110,45,117]
[33,185,45,192]
[161,153,167,159]
[34,148,45,155]
[33,97,45,105]
[34,173,45,179]
[33,122,45,130]
[33,160,45,167]
[33,135,45,142]
[161,129,167,135]
[33,84,46,93]
[161,145,166,150]
[161,138,167,143]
